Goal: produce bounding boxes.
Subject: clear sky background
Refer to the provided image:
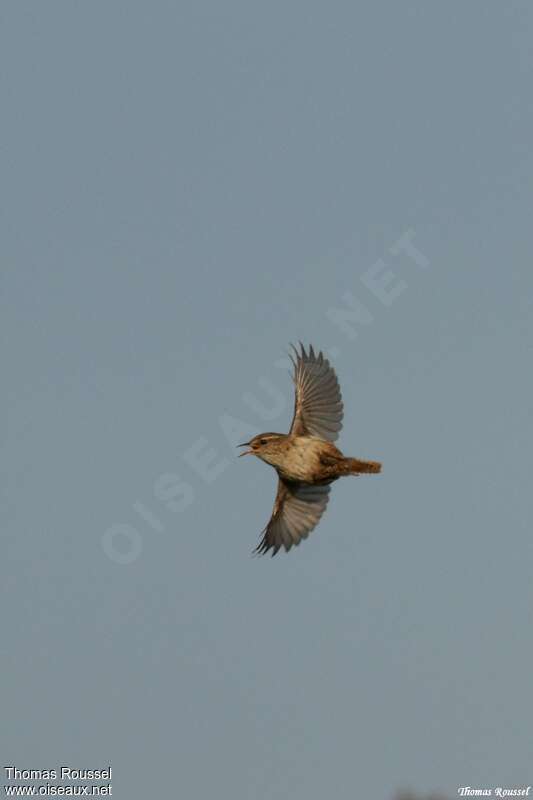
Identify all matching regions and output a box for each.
[2,3,533,799]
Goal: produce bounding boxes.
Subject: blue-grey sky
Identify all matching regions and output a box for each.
[2,3,533,799]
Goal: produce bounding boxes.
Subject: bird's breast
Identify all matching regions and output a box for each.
[276,436,331,482]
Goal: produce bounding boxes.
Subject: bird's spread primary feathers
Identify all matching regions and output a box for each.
[289,343,344,441]
[239,343,381,556]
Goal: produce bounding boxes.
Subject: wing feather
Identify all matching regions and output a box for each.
[254,479,331,556]
[289,343,344,441]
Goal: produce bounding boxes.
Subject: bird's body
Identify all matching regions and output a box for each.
[239,344,381,555]
[249,432,380,485]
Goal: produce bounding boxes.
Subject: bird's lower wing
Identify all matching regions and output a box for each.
[254,479,331,556]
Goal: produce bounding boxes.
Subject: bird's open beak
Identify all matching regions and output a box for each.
[237,441,254,457]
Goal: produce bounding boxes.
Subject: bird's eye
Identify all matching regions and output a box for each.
[259,438,268,445]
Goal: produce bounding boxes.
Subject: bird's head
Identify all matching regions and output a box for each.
[238,433,286,464]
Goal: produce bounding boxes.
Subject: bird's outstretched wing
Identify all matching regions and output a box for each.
[254,479,331,556]
[289,343,344,442]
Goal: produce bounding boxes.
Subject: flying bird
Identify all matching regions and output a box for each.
[239,343,381,555]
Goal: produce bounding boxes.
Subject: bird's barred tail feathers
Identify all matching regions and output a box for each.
[343,457,382,475]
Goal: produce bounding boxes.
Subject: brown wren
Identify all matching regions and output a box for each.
[239,343,381,555]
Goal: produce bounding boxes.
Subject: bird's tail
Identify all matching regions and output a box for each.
[343,457,382,475]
